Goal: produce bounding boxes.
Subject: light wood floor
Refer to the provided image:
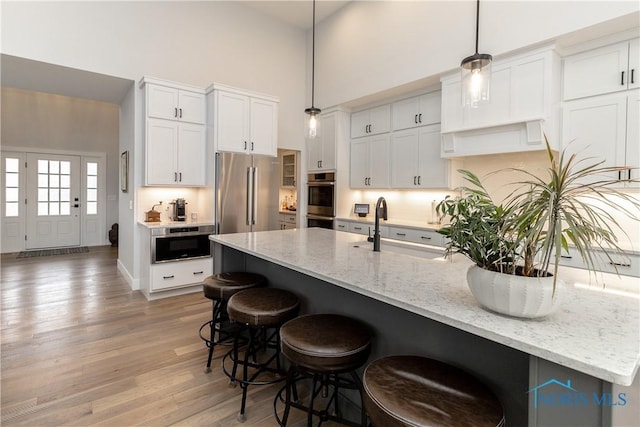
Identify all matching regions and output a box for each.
[0,246,314,426]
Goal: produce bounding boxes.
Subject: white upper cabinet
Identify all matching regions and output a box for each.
[350,134,390,189]
[308,112,337,172]
[208,84,278,156]
[141,77,207,186]
[562,90,639,187]
[440,46,561,157]
[390,125,451,189]
[351,105,391,138]
[146,82,205,125]
[563,38,639,101]
[392,91,441,131]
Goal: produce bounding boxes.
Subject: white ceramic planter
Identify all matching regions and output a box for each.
[466,265,564,319]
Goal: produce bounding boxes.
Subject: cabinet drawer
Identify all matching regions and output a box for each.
[150,258,212,291]
[348,222,371,236]
[335,220,349,232]
[558,248,639,278]
[388,227,445,247]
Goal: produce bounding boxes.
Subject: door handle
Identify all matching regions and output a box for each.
[73,204,79,208]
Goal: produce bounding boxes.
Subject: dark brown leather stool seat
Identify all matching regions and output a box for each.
[198,272,266,373]
[275,314,372,427]
[224,287,300,422]
[363,355,505,427]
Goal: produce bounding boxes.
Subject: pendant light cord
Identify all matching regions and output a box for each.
[474,0,480,54]
[311,0,316,109]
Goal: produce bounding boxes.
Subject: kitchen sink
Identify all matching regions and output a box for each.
[352,238,448,260]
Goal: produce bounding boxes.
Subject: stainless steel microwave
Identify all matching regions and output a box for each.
[151,225,213,264]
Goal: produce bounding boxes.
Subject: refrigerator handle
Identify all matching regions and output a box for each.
[246,166,252,226]
[252,166,258,225]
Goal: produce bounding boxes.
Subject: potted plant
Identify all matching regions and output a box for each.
[437,138,640,318]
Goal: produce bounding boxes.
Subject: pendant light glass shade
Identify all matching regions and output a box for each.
[460,0,492,108]
[305,0,321,139]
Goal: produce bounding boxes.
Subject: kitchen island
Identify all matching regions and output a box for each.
[210,228,639,426]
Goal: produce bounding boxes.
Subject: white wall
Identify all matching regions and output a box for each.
[1,1,307,152]
[1,87,120,230]
[312,1,639,108]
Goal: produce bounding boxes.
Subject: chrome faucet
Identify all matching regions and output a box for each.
[372,197,387,252]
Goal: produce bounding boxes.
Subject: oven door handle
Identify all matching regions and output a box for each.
[307,214,335,220]
[307,182,335,187]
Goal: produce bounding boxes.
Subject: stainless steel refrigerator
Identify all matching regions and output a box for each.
[215,152,280,234]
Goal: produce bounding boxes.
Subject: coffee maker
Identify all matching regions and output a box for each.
[170,198,187,221]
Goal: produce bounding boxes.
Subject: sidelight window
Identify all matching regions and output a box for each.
[86,162,98,215]
[4,157,20,217]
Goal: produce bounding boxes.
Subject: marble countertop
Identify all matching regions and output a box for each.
[211,228,640,386]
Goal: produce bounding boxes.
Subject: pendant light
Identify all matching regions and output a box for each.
[460,0,492,108]
[305,0,321,139]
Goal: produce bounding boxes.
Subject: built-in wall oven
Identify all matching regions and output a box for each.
[151,225,214,263]
[307,172,335,229]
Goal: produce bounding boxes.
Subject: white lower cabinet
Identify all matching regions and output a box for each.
[557,247,639,278]
[279,213,296,230]
[150,258,212,292]
[388,226,445,246]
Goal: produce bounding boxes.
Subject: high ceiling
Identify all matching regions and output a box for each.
[0,1,351,105]
[242,1,351,30]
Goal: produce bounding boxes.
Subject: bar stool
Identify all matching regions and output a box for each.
[224,287,300,422]
[363,355,505,427]
[198,272,266,373]
[274,314,372,427]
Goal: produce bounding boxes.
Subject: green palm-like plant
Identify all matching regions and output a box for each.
[438,136,640,293]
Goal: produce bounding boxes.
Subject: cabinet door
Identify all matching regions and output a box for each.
[308,112,336,171]
[350,138,370,188]
[418,91,442,126]
[441,78,464,132]
[629,39,639,90]
[177,123,206,186]
[390,129,419,188]
[147,85,179,121]
[250,98,277,156]
[563,41,630,100]
[216,91,250,153]
[368,135,390,188]
[626,90,639,184]
[511,54,547,119]
[178,91,205,124]
[146,119,178,185]
[392,97,420,131]
[351,105,390,138]
[562,92,627,183]
[417,125,449,188]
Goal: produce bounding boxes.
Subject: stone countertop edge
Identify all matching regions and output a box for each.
[210,228,640,386]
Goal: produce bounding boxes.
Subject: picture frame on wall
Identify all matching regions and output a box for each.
[120,150,129,193]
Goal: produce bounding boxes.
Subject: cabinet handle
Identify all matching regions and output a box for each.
[179,172,182,182]
[354,226,362,230]
[163,275,175,279]
[174,172,178,182]
[396,232,406,237]
[414,114,418,124]
[179,108,183,118]
[174,107,178,118]
[338,225,345,229]
[629,169,632,180]
[413,176,417,185]
[560,255,573,259]
[621,71,625,86]
[421,236,432,240]
[632,69,635,84]
[317,160,320,168]
[609,261,631,268]
[418,113,422,123]
[417,176,421,185]
[319,160,323,168]
[618,170,622,180]
[251,142,254,151]
[193,271,204,275]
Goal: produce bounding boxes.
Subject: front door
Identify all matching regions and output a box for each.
[26,153,81,249]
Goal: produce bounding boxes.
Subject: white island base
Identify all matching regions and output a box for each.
[211,228,639,427]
